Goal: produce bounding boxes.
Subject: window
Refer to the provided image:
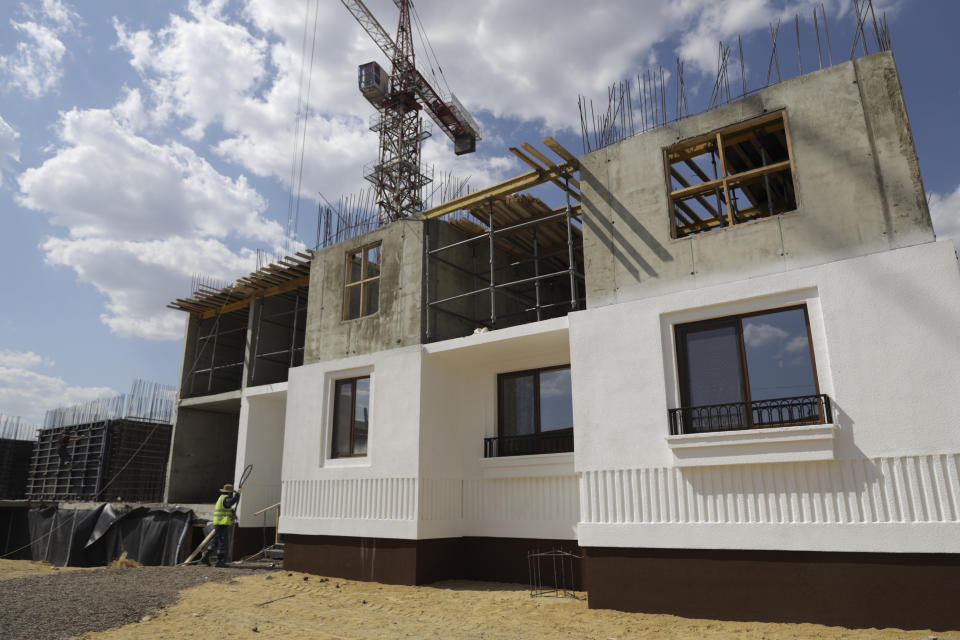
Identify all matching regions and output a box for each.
[487,366,573,457]
[343,242,381,320]
[331,376,370,458]
[665,111,797,238]
[672,305,828,434]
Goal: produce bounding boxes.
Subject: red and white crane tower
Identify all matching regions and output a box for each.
[341,0,481,224]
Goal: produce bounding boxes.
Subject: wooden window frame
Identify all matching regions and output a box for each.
[496,365,573,438]
[674,304,821,429]
[343,241,382,320]
[330,375,370,459]
[665,110,797,238]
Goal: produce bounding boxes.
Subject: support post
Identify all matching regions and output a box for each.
[424,222,431,341]
[207,320,218,393]
[250,299,263,384]
[565,178,579,310]
[488,198,496,328]
[288,289,300,368]
[533,226,542,321]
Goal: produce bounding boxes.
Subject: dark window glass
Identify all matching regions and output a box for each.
[347,251,363,284]
[679,322,744,407]
[332,380,355,458]
[365,245,381,278]
[331,376,371,458]
[345,286,362,320]
[365,280,379,316]
[353,377,370,455]
[495,366,574,456]
[499,373,536,437]
[539,368,573,431]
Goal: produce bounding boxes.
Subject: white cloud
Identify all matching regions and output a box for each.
[17,104,273,340]
[785,335,809,353]
[0,349,54,369]
[0,0,79,98]
[0,114,20,186]
[0,348,114,424]
[18,106,277,243]
[743,322,788,348]
[929,185,960,254]
[41,235,256,340]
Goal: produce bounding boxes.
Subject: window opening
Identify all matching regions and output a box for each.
[671,305,830,434]
[666,111,797,238]
[344,242,381,320]
[331,376,370,458]
[486,366,573,457]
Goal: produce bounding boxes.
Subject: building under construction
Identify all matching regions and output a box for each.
[161,41,960,629]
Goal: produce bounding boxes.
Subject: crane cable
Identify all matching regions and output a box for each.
[410,1,452,97]
[291,0,322,252]
[284,0,313,254]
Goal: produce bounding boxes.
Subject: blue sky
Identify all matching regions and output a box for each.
[0,0,957,423]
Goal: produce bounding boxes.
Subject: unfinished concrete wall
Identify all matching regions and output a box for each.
[580,52,933,308]
[165,406,239,503]
[303,219,424,364]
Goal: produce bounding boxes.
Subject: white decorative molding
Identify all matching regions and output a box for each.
[479,452,575,478]
[464,475,579,523]
[418,478,462,521]
[281,477,417,521]
[580,454,960,526]
[666,424,838,467]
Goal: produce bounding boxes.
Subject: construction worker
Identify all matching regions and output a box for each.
[57,428,86,468]
[202,483,240,567]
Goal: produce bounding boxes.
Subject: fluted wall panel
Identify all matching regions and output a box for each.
[281,477,418,521]
[580,455,960,525]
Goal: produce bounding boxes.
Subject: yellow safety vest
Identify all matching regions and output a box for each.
[213,494,233,526]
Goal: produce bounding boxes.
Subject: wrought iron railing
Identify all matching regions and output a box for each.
[484,429,574,458]
[668,394,832,436]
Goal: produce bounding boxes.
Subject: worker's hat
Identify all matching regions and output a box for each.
[220,484,234,493]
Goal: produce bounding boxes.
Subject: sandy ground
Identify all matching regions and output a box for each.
[57,568,957,640]
[0,559,86,580]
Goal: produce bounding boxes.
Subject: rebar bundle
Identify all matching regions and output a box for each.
[579,0,892,154]
[43,379,175,429]
[0,415,41,441]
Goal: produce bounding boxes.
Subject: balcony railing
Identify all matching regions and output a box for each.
[668,394,832,436]
[483,429,574,458]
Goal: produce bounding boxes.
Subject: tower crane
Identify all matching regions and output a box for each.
[340,0,481,223]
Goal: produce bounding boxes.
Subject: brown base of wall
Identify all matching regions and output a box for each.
[282,534,582,587]
[584,547,960,631]
[232,526,277,561]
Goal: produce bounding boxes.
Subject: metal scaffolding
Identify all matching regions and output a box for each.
[424,190,585,341]
[249,287,308,386]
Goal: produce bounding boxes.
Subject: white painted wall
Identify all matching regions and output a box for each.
[280,345,423,539]
[278,320,581,542]
[234,384,286,527]
[570,240,960,552]
[418,318,579,540]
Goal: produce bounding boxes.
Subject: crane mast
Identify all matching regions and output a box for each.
[341,0,480,224]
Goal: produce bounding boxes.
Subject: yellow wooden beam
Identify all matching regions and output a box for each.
[420,162,577,219]
[195,274,310,319]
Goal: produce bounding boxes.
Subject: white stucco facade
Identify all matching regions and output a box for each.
[570,239,960,552]
[273,239,960,555]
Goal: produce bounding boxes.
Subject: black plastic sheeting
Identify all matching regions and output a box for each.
[27,503,193,567]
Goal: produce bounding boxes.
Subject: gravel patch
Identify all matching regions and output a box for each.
[0,565,263,640]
